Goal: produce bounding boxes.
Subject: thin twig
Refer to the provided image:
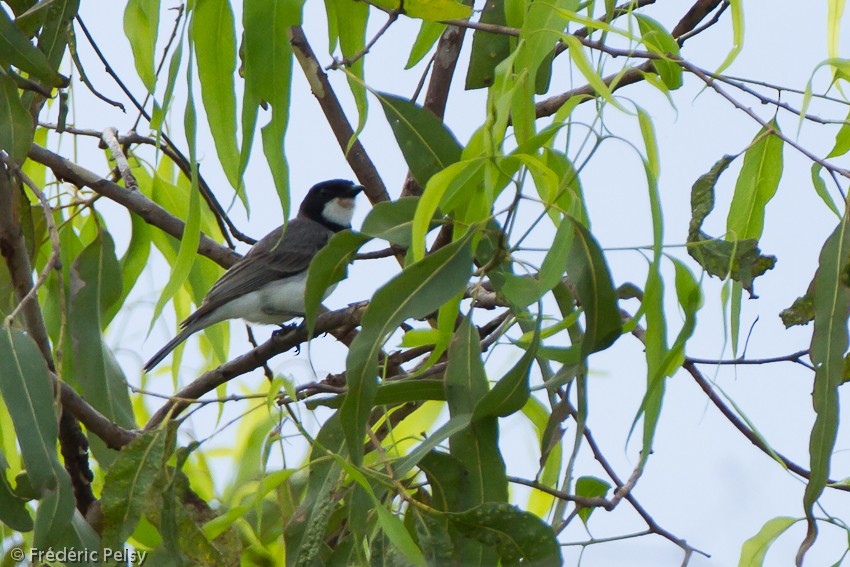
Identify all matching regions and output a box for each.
[1,158,62,326]
[508,476,613,509]
[100,127,139,191]
[687,349,811,367]
[327,8,401,70]
[66,25,125,111]
[28,143,241,269]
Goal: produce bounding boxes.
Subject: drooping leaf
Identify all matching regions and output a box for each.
[69,233,136,457]
[688,155,776,296]
[466,0,511,89]
[565,218,622,357]
[472,319,539,420]
[635,15,682,90]
[406,20,445,69]
[0,73,34,164]
[192,0,243,200]
[304,229,370,332]
[0,450,32,531]
[369,0,471,20]
[123,0,160,92]
[0,8,66,87]
[800,215,850,557]
[361,196,439,247]
[575,476,611,524]
[412,159,485,261]
[445,317,508,564]
[0,328,74,546]
[101,428,169,549]
[341,228,475,464]
[244,0,303,215]
[727,121,783,242]
[285,415,346,567]
[378,92,463,188]
[449,503,562,566]
[738,516,798,567]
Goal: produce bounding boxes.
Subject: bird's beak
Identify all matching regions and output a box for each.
[347,184,365,198]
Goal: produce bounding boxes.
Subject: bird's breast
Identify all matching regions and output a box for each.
[221,272,337,325]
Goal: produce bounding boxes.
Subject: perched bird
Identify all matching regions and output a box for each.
[144,179,363,371]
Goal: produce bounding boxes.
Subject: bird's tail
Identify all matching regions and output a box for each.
[143,325,198,372]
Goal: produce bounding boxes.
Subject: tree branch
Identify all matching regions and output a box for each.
[288,25,390,205]
[28,143,242,269]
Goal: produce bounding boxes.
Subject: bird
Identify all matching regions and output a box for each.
[144,178,363,371]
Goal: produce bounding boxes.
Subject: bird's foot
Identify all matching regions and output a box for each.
[273,322,299,335]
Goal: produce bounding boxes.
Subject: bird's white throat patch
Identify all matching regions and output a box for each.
[322,197,356,227]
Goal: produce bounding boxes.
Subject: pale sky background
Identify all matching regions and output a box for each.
[48,1,850,565]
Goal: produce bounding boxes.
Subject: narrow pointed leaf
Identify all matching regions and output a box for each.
[101,428,168,549]
[0,73,33,164]
[801,216,850,552]
[341,229,475,464]
[377,92,463,187]
[123,0,159,92]
[304,229,370,331]
[192,0,242,198]
[449,503,562,566]
[0,8,66,86]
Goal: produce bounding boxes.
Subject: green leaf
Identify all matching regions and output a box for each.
[449,503,562,566]
[104,211,152,326]
[192,0,242,199]
[0,450,33,531]
[285,415,346,567]
[688,155,776,296]
[445,317,508,564]
[361,196,437,248]
[466,0,511,89]
[123,0,159,92]
[304,229,370,332]
[394,414,471,477]
[0,327,63,493]
[406,20,445,69]
[332,455,427,567]
[566,218,622,357]
[780,288,815,328]
[714,0,743,74]
[726,121,783,241]
[101,428,168,549]
[0,328,74,546]
[499,217,574,308]
[369,0,471,20]
[560,35,625,112]
[802,216,850,547]
[412,159,485,261]
[377,92,463,187]
[341,228,475,464]
[245,0,303,216]
[811,164,841,217]
[33,478,75,549]
[472,319,539,420]
[148,57,203,337]
[0,72,34,164]
[69,232,136,466]
[575,476,611,524]
[738,516,798,567]
[635,15,682,90]
[0,8,66,87]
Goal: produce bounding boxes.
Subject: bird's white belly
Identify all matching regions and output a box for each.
[212,273,337,325]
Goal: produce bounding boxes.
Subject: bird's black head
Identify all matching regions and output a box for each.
[299,179,364,231]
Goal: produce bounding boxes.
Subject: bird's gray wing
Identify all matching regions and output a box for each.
[181,218,331,328]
